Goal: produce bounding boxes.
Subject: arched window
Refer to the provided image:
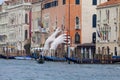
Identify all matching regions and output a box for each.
[92,32,96,43]
[92,14,97,28]
[75,17,80,29]
[92,0,97,5]
[75,32,80,44]
[25,13,28,24]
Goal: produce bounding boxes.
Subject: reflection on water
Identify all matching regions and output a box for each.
[0,59,120,80]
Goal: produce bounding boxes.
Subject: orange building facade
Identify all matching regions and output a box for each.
[42,0,81,47]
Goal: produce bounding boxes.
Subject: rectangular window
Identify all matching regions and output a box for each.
[51,2,54,7]
[44,1,58,9]
[54,1,58,6]
[93,0,97,5]
[44,3,51,9]
[76,0,80,4]
[92,14,97,28]
[115,47,117,56]
[25,30,28,40]
[25,14,28,24]
[63,0,66,5]
[75,17,80,29]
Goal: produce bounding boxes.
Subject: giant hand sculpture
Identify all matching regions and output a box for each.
[43,27,61,50]
[50,33,67,50]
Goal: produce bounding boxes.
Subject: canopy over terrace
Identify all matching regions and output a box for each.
[77,43,95,59]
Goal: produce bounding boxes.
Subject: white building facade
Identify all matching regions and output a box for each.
[96,0,120,56]
[81,0,107,44]
[0,0,32,55]
[0,2,8,53]
[7,1,31,55]
[31,0,44,49]
[79,0,108,59]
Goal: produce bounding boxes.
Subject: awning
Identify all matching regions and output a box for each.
[77,43,95,48]
[7,46,15,48]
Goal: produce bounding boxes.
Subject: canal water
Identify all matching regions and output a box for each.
[0,59,120,80]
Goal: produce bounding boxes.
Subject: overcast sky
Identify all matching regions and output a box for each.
[0,0,4,4]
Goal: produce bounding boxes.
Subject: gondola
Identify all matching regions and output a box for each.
[65,56,101,64]
[65,56,81,63]
[0,54,15,59]
[43,56,66,62]
[112,56,120,63]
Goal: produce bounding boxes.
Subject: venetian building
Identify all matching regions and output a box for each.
[5,0,32,55]
[41,0,67,57]
[31,0,46,49]
[41,0,82,57]
[41,0,108,58]
[96,0,120,56]
[80,0,108,59]
[0,1,9,53]
[81,0,107,44]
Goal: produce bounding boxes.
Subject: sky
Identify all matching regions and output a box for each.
[0,0,4,4]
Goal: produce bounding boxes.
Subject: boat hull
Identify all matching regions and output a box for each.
[0,54,15,59]
[65,56,101,64]
[44,56,66,62]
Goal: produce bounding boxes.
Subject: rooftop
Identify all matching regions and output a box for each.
[98,0,120,7]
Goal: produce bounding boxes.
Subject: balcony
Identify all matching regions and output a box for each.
[97,20,100,25]
[103,19,108,25]
[32,26,48,34]
[41,28,47,33]
[75,25,80,30]
[33,28,40,32]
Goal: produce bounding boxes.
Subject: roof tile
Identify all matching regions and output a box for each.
[98,0,120,7]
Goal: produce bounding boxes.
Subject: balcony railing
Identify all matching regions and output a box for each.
[41,28,47,33]
[103,19,108,25]
[75,25,80,30]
